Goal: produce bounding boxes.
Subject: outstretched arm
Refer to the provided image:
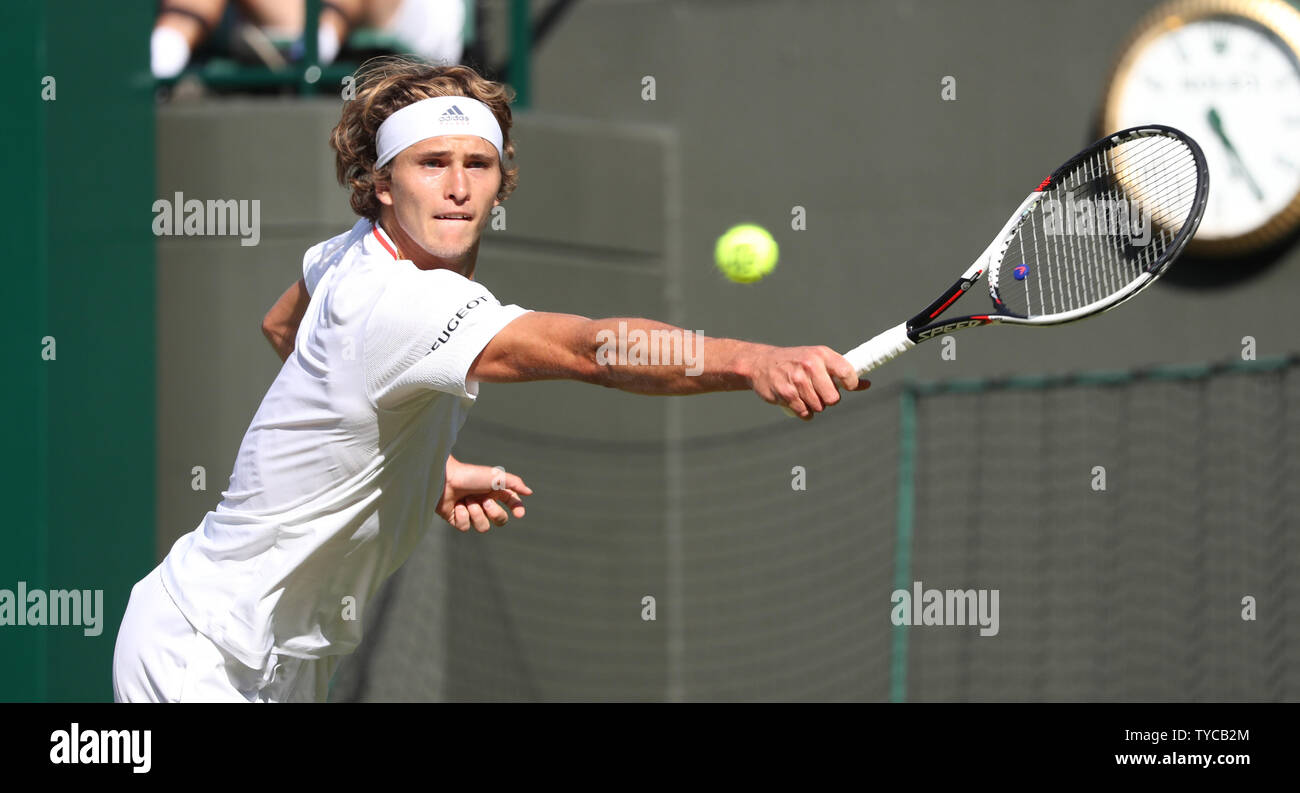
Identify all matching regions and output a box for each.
[467,312,868,419]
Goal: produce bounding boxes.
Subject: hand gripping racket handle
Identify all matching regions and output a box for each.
[781,322,913,417]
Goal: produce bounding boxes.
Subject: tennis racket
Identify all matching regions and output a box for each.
[785,123,1209,416]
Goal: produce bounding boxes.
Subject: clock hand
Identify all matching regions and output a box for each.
[1207,106,1264,201]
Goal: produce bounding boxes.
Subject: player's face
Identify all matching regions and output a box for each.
[377,135,501,262]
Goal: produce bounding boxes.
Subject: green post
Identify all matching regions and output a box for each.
[463,0,476,47]
[302,0,321,95]
[889,384,917,703]
[509,0,531,109]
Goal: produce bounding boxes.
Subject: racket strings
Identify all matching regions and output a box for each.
[997,133,1201,319]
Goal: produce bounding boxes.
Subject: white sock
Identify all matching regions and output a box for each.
[317,26,342,65]
[151,26,191,79]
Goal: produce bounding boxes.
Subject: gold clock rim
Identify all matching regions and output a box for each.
[1101,0,1300,256]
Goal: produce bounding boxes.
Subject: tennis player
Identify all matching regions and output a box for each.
[112,57,866,702]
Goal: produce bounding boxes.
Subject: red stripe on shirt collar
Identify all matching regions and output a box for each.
[372,222,400,260]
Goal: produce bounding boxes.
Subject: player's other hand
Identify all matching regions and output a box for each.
[748,346,869,420]
[438,456,533,533]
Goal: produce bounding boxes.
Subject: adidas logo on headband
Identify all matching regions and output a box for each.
[441,106,469,125]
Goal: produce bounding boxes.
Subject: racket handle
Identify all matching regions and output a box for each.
[843,321,915,375]
[780,322,914,418]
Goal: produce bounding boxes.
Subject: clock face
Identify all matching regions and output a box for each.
[1107,13,1300,245]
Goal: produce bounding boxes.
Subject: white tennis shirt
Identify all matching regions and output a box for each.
[161,218,529,671]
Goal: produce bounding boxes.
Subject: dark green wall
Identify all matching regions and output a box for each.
[0,0,155,702]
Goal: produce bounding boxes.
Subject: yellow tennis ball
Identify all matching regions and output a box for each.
[714,224,778,283]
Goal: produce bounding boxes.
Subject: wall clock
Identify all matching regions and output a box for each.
[1103,0,1300,255]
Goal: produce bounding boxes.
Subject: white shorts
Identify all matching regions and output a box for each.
[112,564,339,703]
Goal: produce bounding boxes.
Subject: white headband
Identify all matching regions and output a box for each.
[374,96,505,169]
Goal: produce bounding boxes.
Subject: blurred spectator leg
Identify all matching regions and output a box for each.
[238,0,360,65]
[152,0,228,78]
[367,0,467,65]
[235,0,303,32]
[319,1,364,64]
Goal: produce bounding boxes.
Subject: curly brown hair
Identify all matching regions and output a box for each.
[330,57,518,221]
